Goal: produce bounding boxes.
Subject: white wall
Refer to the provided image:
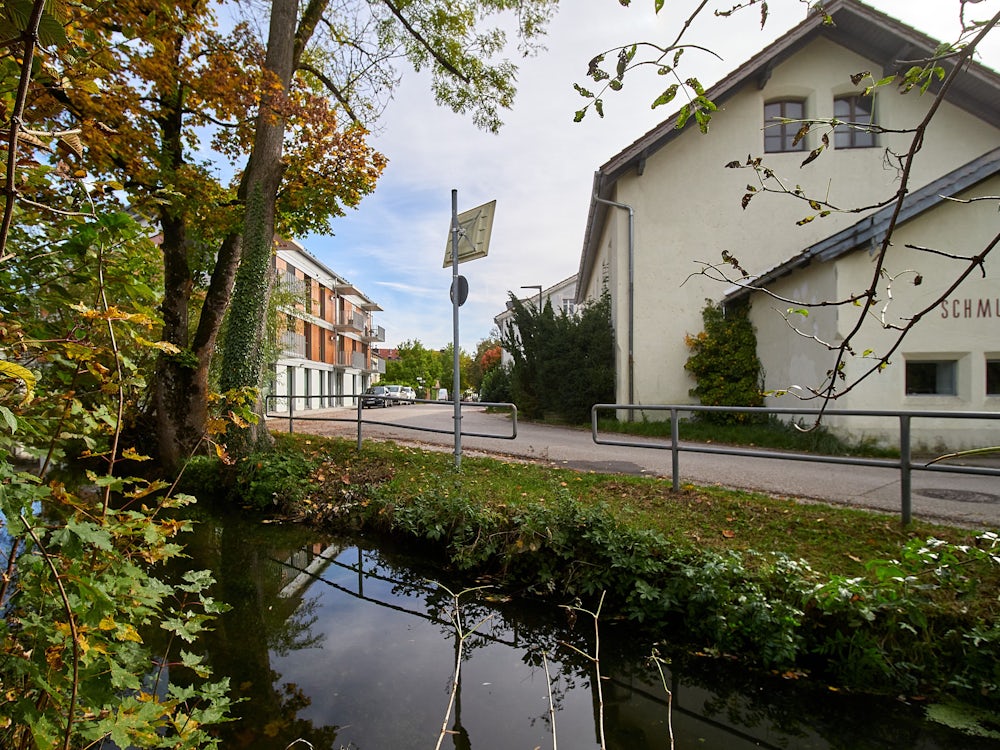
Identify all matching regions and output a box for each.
[591,35,1000,432]
[751,175,1000,449]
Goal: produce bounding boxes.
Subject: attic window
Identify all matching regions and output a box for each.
[834,95,876,148]
[764,100,806,152]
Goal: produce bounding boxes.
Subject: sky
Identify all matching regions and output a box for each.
[301,0,1000,354]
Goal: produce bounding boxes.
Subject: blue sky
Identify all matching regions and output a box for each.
[300,0,1000,354]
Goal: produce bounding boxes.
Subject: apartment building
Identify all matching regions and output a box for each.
[269,238,385,411]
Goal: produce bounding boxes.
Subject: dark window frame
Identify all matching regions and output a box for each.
[905,360,958,396]
[833,94,876,149]
[764,99,807,153]
[987,359,1000,396]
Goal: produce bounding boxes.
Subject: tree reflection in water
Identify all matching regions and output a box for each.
[163,507,996,750]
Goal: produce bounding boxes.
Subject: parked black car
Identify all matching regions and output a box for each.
[361,385,391,408]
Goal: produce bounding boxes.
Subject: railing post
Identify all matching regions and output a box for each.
[899,414,912,526]
[288,382,295,434]
[356,394,363,452]
[670,408,680,492]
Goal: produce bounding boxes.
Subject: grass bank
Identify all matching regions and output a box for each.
[196,432,1000,707]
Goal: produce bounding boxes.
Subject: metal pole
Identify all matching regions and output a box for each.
[356,394,363,452]
[670,408,680,492]
[593,193,635,419]
[451,189,462,470]
[288,377,295,434]
[900,414,912,526]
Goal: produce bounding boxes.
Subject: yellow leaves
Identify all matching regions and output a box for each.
[118,624,143,643]
[0,360,36,405]
[213,442,234,465]
[206,417,228,436]
[134,335,181,353]
[70,304,157,327]
[121,446,151,462]
[97,617,143,643]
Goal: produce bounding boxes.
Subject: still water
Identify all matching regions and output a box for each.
[177,508,994,750]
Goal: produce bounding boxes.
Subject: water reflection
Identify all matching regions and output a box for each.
[175,508,991,750]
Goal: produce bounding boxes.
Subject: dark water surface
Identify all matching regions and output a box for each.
[175,508,995,750]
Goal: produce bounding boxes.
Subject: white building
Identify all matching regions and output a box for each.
[269,239,385,412]
[575,0,999,449]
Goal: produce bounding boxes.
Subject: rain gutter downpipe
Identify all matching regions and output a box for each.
[593,185,635,419]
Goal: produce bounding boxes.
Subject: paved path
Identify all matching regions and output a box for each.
[273,403,1000,528]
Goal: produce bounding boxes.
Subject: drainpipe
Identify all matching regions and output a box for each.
[593,189,635,417]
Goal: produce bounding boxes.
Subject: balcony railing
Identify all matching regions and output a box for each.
[280,331,306,358]
[332,311,365,333]
[362,325,385,343]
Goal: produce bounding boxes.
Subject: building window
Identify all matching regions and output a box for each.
[987,359,1000,396]
[905,360,957,396]
[561,298,576,316]
[764,99,806,152]
[834,95,876,148]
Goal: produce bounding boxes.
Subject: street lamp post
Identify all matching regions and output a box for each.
[520,284,543,311]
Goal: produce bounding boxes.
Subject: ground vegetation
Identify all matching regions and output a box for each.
[204,432,1000,707]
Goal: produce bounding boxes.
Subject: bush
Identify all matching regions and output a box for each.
[684,301,765,424]
[479,362,513,404]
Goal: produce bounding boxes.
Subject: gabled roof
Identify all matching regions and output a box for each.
[722,146,1000,302]
[577,0,1000,295]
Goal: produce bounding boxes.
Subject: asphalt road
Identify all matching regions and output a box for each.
[275,402,1000,528]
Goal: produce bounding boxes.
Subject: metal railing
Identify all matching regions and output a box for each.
[265,393,518,452]
[592,403,1000,525]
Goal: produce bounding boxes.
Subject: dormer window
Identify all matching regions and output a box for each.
[764,99,806,152]
[834,95,876,148]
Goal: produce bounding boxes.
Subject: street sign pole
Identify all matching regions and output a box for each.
[450,189,462,470]
[443,192,495,471]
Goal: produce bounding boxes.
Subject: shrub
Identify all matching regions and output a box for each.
[684,301,765,424]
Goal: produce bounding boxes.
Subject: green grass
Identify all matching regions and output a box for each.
[276,433,994,604]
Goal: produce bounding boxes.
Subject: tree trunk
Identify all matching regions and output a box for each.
[219,0,319,457]
[151,0,331,469]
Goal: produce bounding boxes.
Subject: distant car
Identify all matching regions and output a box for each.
[383,384,404,405]
[361,385,390,408]
[400,386,417,404]
[436,388,449,401]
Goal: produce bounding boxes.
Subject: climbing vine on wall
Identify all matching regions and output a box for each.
[684,301,765,424]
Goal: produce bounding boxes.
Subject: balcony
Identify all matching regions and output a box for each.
[362,325,385,343]
[280,331,306,358]
[331,311,365,333]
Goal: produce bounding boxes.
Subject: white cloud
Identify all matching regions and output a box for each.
[304,0,1000,352]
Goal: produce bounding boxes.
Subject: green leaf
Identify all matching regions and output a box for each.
[0,405,17,433]
[652,83,678,108]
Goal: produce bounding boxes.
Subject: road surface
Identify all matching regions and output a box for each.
[272,402,1000,528]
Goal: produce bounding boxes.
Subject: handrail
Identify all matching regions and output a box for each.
[263,393,518,453]
[591,403,1000,526]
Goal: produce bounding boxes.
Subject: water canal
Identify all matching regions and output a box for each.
[177,508,995,749]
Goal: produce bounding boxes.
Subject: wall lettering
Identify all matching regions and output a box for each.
[939,298,999,319]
